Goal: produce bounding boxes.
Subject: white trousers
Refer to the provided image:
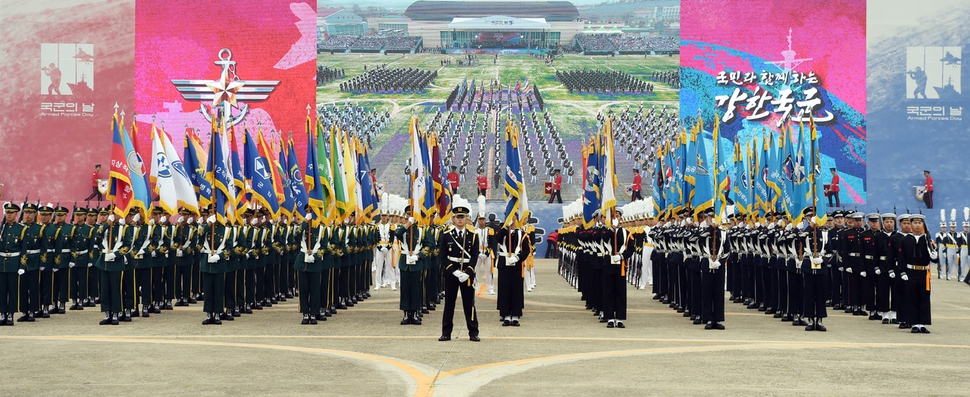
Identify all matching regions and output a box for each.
[475,254,494,292]
[374,247,397,288]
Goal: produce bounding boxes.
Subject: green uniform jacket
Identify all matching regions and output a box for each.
[40,222,57,270]
[394,224,425,271]
[53,223,74,270]
[71,224,94,268]
[22,222,45,271]
[201,224,229,274]
[0,221,27,273]
[294,224,324,273]
[130,224,151,269]
[96,223,131,272]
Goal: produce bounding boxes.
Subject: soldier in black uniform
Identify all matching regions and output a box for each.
[437,199,481,341]
[841,212,865,315]
[0,202,26,325]
[496,212,530,326]
[699,208,726,330]
[201,210,228,325]
[801,207,827,331]
[18,203,43,322]
[601,208,633,328]
[396,206,424,325]
[296,210,323,325]
[888,214,908,326]
[900,214,936,333]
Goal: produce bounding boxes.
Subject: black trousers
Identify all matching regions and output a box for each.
[202,272,225,313]
[121,269,135,310]
[0,272,18,313]
[54,268,69,304]
[151,266,164,303]
[588,265,603,311]
[689,267,702,314]
[788,270,803,315]
[631,190,643,201]
[99,270,122,313]
[399,269,422,311]
[601,268,627,320]
[338,266,350,300]
[19,269,39,313]
[137,268,152,307]
[441,273,479,337]
[163,263,176,300]
[299,270,320,315]
[876,272,891,312]
[548,189,562,203]
[776,269,788,313]
[319,268,331,310]
[69,267,88,301]
[924,190,933,209]
[84,186,103,201]
[235,269,246,307]
[903,274,931,325]
[224,270,237,310]
[803,270,828,318]
[39,269,53,307]
[176,265,192,300]
[701,266,725,323]
[829,265,843,304]
[87,266,100,299]
[190,262,201,296]
[891,276,904,312]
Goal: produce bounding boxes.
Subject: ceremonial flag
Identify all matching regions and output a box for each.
[417,127,435,223]
[430,132,451,224]
[228,125,247,216]
[183,128,212,208]
[582,129,601,228]
[150,125,199,215]
[767,132,785,214]
[651,144,665,214]
[277,141,294,218]
[318,125,336,221]
[287,140,308,217]
[242,128,280,217]
[256,129,285,205]
[714,116,730,219]
[809,116,827,225]
[731,140,752,215]
[356,139,378,223]
[206,121,236,224]
[107,114,150,217]
[683,126,698,208]
[753,136,769,215]
[305,115,324,218]
[408,117,427,224]
[503,120,524,227]
[691,124,714,216]
[601,118,618,220]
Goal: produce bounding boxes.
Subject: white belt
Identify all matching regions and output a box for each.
[61,249,71,253]
[848,253,860,257]
[878,256,887,260]
[47,249,55,253]
[76,250,89,255]
[26,249,41,255]
[0,252,21,258]
[447,256,470,264]
[864,255,873,260]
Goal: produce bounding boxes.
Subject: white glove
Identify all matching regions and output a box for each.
[929,250,938,260]
[889,270,896,279]
[305,212,313,221]
[305,254,315,263]
[69,262,76,268]
[875,267,881,275]
[159,216,167,224]
[207,254,220,263]
[177,216,184,223]
[40,267,46,271]
[845,267,852,273]
[134,213,142,223]
[107,214,116,222]
[150,251,157,258]
[251,218,258,226]
[408,217,415,224]
[176,249,183,257]
[245,253,250,259]
[52,268,58,273]
[711,260,721,269]
[187,217,194,225]
[137,249,145,257]
[810,256,823,265]
[901,273,909,281]
[610,254,622,263]
[17,269,25,275]
[838,267,844,271]
[506,255,519,265]
[407,255,418,263]
[207,215,216,224]
[479,253,488,259]
[453,270,464,279]
[105,252,116,262]
[860,271,867,277]
[809,217,817,225]
[457,272,470,283]
[612,218,619,228]
[87,262,93,267]
[118,218,125,226]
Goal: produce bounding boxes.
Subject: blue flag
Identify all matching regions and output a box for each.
[305,117,324,218]
[287,141,308,217]
[504,121,524,227]
[206,123,236,224]
[582,137,601,227]
[242,129,280,217]
[278,141,294,218]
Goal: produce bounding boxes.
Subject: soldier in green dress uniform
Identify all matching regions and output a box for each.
[0,202,26,325]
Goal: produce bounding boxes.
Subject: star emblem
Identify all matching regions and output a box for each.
[206,69,245,109]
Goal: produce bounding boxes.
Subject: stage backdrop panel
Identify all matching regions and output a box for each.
[867,0,970,214]
[134,0,317,175]
[0,0,135,203]
[680,0,867,207]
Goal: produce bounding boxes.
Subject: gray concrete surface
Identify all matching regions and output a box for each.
[1,259,968,396]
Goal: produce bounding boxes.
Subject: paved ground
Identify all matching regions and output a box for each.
[2,260,969,396]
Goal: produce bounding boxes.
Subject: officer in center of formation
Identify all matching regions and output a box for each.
[495,211,530,327]
[396,205,424,325]
[697,208,725,330]
[437,196,481,342]
[295,208,323,325]
[802,207,828,331]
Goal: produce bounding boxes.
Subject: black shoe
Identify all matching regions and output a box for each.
[712,322,725,330]
[899,323,909,329]
[302,315,310,325]
[882,318,890,324]
[469,335,480,342]
[428,304,436,311]
[252,303,262,310]
[203,316,215,325]
[758,304,766,312]
[421,307,430,314]
[832,304,843,311]
[110,314,119,325]
[911,326,920,333]
[746,303,759,309]
[336,303,348,310]
[815,323,827,332]
[212,317,222,325]
[891,318,899,324]
[502,320,511,326]
[616,321,625,328]
[793,318,807,326]
[598,316,607,323]
[70,303,83,311]
[853,310,866,316]
[140,310,149,318]
[163,302,173,310]
[285,292,294,299]
[511,319,520,326]
[704,322,714,330]
[652,294,662,300]
[806,323,815,331]
[868,313,881,321]
[222,313,234,321]
[174,300,188,307]
[438,335,451,341]
[412,316,422,325]
[919,327,930,334]
[401,314,412,325]
[693,318,703,325]
[16,313,30,322]
[121,312,131,322]
[309,315,318,325]
[57,306,66,314]
[764,308,775,315]
[606,321,615,328]
[100,314,112,325]
[776,313,787,320]
[232,309,241,317]
[682,311,690,317]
